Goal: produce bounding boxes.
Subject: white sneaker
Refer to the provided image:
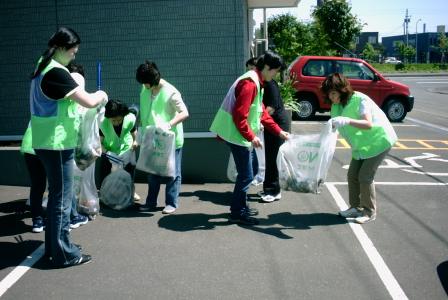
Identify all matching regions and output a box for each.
[355,214,376,224]
[339,207,363,218]
[162,205,176,214]
[261,193,281,203]
[251,177,263,186]
[133,192,141,201]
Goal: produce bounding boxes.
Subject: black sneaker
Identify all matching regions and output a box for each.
[32,218,44,233]
[139,204,158,212]
[69,254,92,267]
[244,207,259,216]
[229,214,259,226]
[70,215,88,229]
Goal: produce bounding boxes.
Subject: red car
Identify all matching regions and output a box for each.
[288,56,414,122]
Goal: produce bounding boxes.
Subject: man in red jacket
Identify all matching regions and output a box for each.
[210,51,289,225]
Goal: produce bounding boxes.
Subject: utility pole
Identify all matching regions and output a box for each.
[415,19,421,63]
[404,9,411,46]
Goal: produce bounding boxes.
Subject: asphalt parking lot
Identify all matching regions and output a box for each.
[0,75,447,299]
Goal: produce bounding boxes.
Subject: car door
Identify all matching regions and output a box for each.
[337,60,383,105]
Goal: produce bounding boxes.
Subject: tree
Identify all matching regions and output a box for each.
[362,43,380,62]
[267,14,335,65]
[311,0,363,55]
[396,42,416,63]
[437,32,448,64]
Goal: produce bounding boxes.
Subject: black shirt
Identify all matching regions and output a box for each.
[41,68,79,100]
[263,80,289,130]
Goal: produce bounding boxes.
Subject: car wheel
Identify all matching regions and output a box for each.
[295,98,316,120]
[384,99,406,122]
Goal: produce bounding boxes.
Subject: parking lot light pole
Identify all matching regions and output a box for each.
[415,19,422,63]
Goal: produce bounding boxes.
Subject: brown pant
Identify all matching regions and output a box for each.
[347,149,390,216]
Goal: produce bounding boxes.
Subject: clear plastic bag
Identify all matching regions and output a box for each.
[277,122,337,194]
[136,125,175,177]
[73,161,99,218]
[99,169,134,210]
[75,107,104,170]
[226,130,265,183]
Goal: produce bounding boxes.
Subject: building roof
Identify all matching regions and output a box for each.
[248,0,300,8]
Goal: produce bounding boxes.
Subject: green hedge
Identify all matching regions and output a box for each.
[371,63,448,73]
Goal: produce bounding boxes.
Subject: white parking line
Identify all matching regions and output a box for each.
[0,244,44,297]
[404,117,448,133]
[326,183,409,300]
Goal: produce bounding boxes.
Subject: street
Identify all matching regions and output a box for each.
[0,75,447,299]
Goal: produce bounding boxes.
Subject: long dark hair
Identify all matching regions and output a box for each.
[31,27,81,79]
[320,73,354,106]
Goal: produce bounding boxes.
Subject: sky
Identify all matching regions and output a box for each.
[253,0,448,41]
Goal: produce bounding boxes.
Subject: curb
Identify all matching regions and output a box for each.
[383,72,448,77]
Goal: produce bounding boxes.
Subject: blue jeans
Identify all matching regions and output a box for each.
[146,148,182,208]
[35,149,81,266]
[227,143,254,216]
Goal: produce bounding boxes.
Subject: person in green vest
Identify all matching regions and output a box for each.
[321,73,398,224]
[99,98,139,199]
[210,51,290,226]
[30,27,108,268]
[136,61,189,214]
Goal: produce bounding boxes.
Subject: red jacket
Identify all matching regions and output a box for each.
[233,70,282,142]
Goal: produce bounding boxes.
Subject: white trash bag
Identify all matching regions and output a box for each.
[226,130,265,184]
[136,125,175,177]
[226,152,237,182]
[277,122,337,193]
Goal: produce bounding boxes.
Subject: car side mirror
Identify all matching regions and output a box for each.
[373,74,380,81]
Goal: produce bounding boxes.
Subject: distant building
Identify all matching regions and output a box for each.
[355,32,379,54]
[382,32,448,63]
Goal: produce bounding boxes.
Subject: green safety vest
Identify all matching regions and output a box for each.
[20,123,35,155]
[30,59,78,150]
[209,70,263,147]
[139,81,184,149]
[331,91,397,159]
[100,113,136,155]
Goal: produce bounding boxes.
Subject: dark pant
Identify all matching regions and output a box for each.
[35,149,81,266]
[227,142,253,217]
[262,130,284,196]
[98,154,136,187]
[24,153,47,220]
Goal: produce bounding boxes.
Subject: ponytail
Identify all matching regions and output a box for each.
[31,27,80,79]
[31,46,56,79]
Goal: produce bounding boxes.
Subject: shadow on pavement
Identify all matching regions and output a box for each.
[0,199,32,237]
[0,239,42,270]
[100,203,156,218]
[158,212,346,239]
[180,190,232,207]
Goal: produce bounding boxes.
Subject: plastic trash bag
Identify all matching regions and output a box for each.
[73,161,100,218]
[253,130,265,185]
[75,107,104,170]
[277,122,337,194]
[99,169,134,210]
[136,125,175,177]
[226,130,265,183]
